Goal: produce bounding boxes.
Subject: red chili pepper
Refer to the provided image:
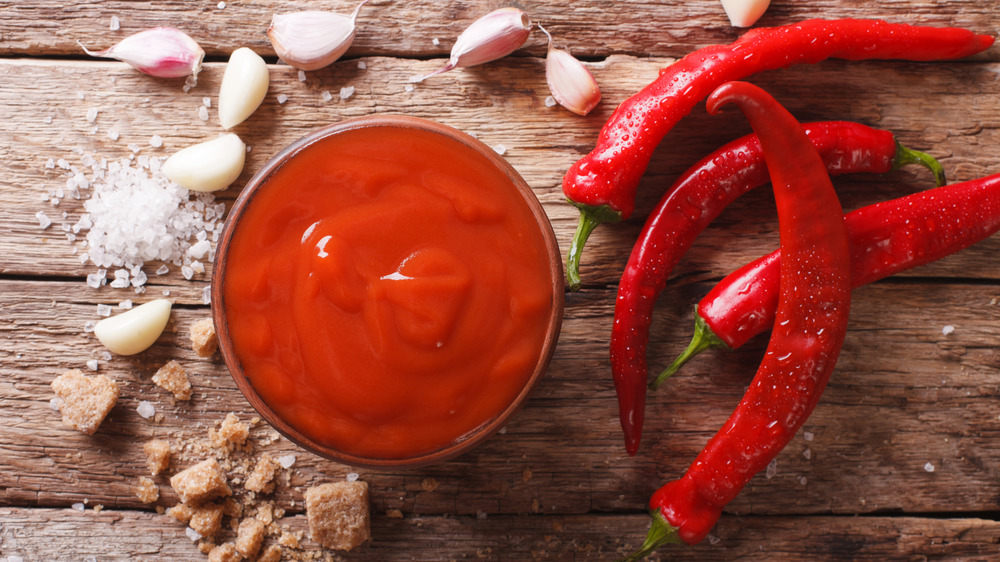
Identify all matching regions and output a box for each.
[562,18,993,291]
[657,171,1000,386]
[610,121,941,456]
[626,81,852,556]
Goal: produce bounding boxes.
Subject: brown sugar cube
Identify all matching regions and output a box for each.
[245,453,281,494]
[142,438,171,476]
[277,530,300,549]
[222,497,242,519]
[254,502,274,525]
[50,369,119,435]
[209,413,249,450]
[197,542,216,555]
[256,544,282,562]
[190,318,218,357]
[304,481,371,551]
[169,459,231,505]
[134,476,159,504]
[190,502,225,538]
[166,502,194,524]
[152,360,192,401]
[207,542,240,562]
[235,518,265,558]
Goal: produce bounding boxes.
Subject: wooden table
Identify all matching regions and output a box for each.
[3,1,999,559]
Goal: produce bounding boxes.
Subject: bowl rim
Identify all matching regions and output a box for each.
[211,114,564,469]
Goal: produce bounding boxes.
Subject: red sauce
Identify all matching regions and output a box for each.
[222,123,556,460]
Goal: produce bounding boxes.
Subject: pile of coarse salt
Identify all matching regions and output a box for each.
[44,149,224,296]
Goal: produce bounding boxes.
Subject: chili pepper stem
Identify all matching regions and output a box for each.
[565,202,623,291]
[620,510,683,561]
[650,310,729,390]
[892,140,946,187]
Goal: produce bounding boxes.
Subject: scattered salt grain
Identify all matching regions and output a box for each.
[136,400,155,419]
[217,1,226,9]
[924,462,935,473]
[707,534,721,545]
[86,359,99,371]
[498,426,507,434]
[803,431,814,441]
[197,105,209,121]
[277,454,297,469]
[797,476,807,485]
[544,95,557,107]
[36,211,52,229]
[45,158,56,169]
[202,286,212,305]
[77,91,86,101]
[346,472,359,482]
[119,300,133,309]
[802,448,811,460]
[186,527,203,541]
[357,61,367,70]
[493,143,507,155]
[404,84,414,93]
[50,397,62,411]
[340,86,355,100]
[181,265,194,280]
[183,74,198,93]
[942,325,955,336]
[277,93,288,105]
[44,115,53,124]
[187,240,211,260]
[72,502,86,511]
[127,143,141,153]
[86,273,103,289]
[321,91,333,102]
[765,458,777,479]
[97,303,112,317]
[149,135,163,148]
[110,15,120,31]
[191,261,205,275]
[155,265,169,275]
[86,108,99,123]
[432,37,441,46]
[298,70,307,82]
[101,351,112,361]
[83,321,97,333]
[202,97,211,108]
[131,270,148,287]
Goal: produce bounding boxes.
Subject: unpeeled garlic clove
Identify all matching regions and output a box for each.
[267,0,370,71]
[163,133,246,192]
[79,27,204,78]
[412,7,532,83]
[218,47,270,130]
[720,0,771,27]
[540,25,601,116]
[94,299,172,356]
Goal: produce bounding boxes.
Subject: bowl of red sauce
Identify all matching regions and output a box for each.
[212,115,563,468]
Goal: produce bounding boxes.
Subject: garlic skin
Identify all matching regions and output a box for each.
[163,133,246,192]
[218,47,270,130]
[268,0,369,71]
[540,25,601,116]
[720,0,771,27]
[79,27,204,78]
[413,8,532,83]
[94,299,172,356]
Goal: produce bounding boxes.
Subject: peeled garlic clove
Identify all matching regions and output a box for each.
[79,27,204,78]
[268,0,369,71]
[720,0,771,27]
[218,47,270,130]
[413,7,532,82]
[540,25,601,116]
[94,299,172,356]
[163,133,246,192]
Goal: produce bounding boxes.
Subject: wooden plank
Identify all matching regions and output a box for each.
[1,508,998,560]
[2,0,998,60]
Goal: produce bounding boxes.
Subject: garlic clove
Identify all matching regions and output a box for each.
[162,133,246,192]
[540,25,601,116]
[79,27,204,78]
[413,7,532,82]
[720,0,771,27]
[267,0,370,71]
[218,47,270,130]
[94,299,172,356]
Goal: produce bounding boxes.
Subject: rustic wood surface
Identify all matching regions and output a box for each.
[3,1,1000,560]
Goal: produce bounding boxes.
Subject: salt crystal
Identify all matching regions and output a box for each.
[181,265,194,280]
[765,458,777,479]
[35,211,52,229]
[109,277,128,289]
[202,286,212,305]
[110,15,120,31]
[803,431,814,441]
[50,198,60,206]
[432,37,441,46]
[86,108,99,123]
[340,86,355,100]
[942,325,954,336]
[185,527,202,541]
[544,95,557,107]
[217,1,226,9]
[77,91,86,100]
[101,351,112,361]
[498,426,507,434]
[798,476,807,485]
[44,115,53,124]
[802,448,811,460]
[83,321,97,333]
[137,400,155,419]
[277,454,297,468]
[97,303,112,317]
[202,97,211,108]
[155,265,169,275]
[86,359,99,371]
[57,158,70,170]
[298,69,307,82]
[277,93,288,105]
[72,502,86,511]
[321,91,333,102]
[187,240,211,259]
[404,84,414,93]
[128,143,141,153]
[191,261,205,275]
[924,462,935,472]
[197,105,209,121]
[707,534,721,545]
[131,270,148,287]
[118,299,133,309]
[493,143,507,155]
[346,472,359,482]
[357,61,367,70]
[50,397,62,411]
[149,135,163,148]
[46,157,55,169]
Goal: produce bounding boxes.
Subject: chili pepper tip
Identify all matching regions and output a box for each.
[565,202,622,291]
[650,311,729,390]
